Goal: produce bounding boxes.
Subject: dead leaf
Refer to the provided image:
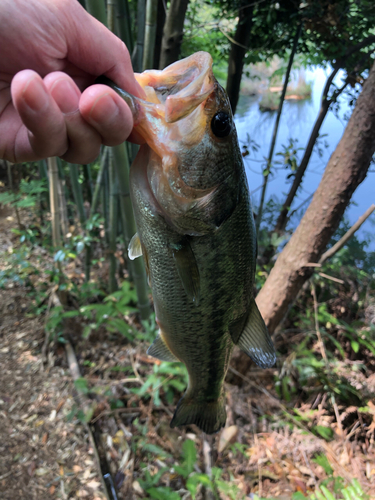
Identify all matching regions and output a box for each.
[218,425,239,453]
[27,461,36,476]
[56,399,65,414]
[133,481,144,495]
[35,467,49,476]
[42,433,48,445]
[49,485,55,495]
[87,480,101,489]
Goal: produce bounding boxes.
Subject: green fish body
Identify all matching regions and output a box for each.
[120,52,275,434]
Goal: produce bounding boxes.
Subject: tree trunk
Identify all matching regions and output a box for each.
[159,0,189,69]
[231,60,375,374]
[225,2,254,115]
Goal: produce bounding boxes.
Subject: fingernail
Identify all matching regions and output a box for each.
[89,93,119,125]
[23,77,48,112]
[50,79,80,114]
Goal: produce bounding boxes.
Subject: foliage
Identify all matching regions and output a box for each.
[138,438,244,500]
[132,361,188,407]
[0,177,47,210]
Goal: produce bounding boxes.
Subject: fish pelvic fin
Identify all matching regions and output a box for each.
[147,333,179,362]
[128,233,143,260]
[170,394,226,434]
[233,299,276,369]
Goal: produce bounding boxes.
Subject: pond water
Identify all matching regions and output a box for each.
[234,67,375,249]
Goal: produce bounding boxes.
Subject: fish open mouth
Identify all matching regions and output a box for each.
[134,51,215,123]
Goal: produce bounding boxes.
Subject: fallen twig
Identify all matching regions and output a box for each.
[311,283,343,436]
[65,339,112,500]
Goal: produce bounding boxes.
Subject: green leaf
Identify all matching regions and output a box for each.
[82,325,92,339]
[186,473,212,498]
[312,425,334,441]
[341,489,352,500]
[147,487,180,500]
[74,377,89,394]
[15,196,36,208]
[292,493,307,500]
[54,250,65,262]
[76,241,85,254]
[312,454,333,475]
[181,439,197,476]
[314,490,327,500]
[351,340,360,353]
[350,478,364,496]
[320,485,335,500]
[142,443,171,458]
[62,310,80,318]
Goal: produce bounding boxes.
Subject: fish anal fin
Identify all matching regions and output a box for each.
[128,233,143,260]
[232,300,276,369]
[172,240,200,306]
[147,333,179,362]
[170,394,226,434]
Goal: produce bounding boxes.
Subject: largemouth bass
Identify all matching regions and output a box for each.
[99,52,275,434]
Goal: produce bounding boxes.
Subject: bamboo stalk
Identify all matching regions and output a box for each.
[48,157,62,249]
[107,0,115,32]
[56,158,70,239]
[108,148,119,293]
[69,164,86,227]
[6,161,22,230]
[102,159,110,246]
[143,0,158,70]
[113,143,151,320]
[133,0,146,72]
[85,0,107,26]
[115,0,134,52]
[91,147,109,218]
[83,164,93,204]
[38,159,49,212]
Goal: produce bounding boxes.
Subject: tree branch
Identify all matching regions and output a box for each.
[319,204,375,264]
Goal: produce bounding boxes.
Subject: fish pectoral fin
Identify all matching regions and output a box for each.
[147,334,179,362]
[170,394,226,434]
[128,233,143,260]
[232,300,276,369]
[172,240,200,306]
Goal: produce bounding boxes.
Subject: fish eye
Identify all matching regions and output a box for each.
[211,111,232,138]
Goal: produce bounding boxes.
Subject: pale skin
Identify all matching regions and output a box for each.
[0,0,144,164]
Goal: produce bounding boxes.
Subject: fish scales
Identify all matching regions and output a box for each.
[99,51,276,434]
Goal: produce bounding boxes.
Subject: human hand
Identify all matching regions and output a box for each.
[0,0,143,164]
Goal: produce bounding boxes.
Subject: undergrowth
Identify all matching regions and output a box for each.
[1,170,375,499]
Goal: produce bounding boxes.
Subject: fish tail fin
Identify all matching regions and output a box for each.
[170,394,226,434]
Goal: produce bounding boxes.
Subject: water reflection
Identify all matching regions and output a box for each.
[234,67,375,246]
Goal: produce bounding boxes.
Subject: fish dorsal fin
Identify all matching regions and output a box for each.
[232,299,276,369]
[128,233,143,260]
[172,240,200,306]
[147,334,179,362]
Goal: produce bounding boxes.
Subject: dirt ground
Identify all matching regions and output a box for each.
[1,205,375,500]
[0,207,107,499]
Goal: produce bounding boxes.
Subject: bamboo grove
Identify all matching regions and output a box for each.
[4,0,375,335]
